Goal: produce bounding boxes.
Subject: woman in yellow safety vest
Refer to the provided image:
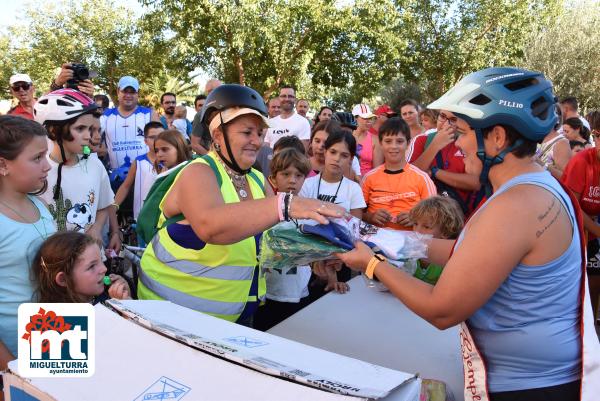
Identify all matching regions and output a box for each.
[138,84,343,326]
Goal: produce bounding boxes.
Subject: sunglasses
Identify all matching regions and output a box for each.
[11,82,31,92]
[592,129,600,139]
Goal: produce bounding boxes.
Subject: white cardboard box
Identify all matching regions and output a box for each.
[3,301,420,401]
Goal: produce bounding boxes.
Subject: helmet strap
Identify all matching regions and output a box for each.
[53,139,67,201]
[216,112,251,175]
[475,128,523,197]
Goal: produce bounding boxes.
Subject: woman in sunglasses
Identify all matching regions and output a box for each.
[7,73,35,120]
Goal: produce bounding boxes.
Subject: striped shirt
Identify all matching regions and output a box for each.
[100,106,152,169]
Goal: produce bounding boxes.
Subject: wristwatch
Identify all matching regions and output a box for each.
[430,166,440,179]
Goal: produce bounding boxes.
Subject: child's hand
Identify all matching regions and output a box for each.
[395,212,412,227]
[325,280,349,294]
[371,209,392,226]
[107,274,131,300]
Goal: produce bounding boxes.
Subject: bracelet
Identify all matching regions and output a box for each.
[430,166,440,179]
[365,254,386,279]
[112,203,120,211]
[50,80,63,91]
[277,193,285,222]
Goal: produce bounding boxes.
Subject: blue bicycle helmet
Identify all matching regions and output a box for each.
[428,67,557,190]
[428,67,557,141]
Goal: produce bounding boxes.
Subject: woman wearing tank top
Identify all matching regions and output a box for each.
[337,68,600,401]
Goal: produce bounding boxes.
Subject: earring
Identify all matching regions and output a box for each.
[214,142,221,152]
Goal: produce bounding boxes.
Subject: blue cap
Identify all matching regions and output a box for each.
[118,76,139,92]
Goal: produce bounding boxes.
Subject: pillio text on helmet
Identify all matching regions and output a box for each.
[498,99,523,109]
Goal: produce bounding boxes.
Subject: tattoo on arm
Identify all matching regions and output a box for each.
[538,197,556,221]
[536,207,561,238]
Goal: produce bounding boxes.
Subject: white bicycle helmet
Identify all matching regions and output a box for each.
[34,89,98,126]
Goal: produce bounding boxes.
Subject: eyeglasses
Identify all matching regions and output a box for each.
[11,82,31,92]
[438,112,458,127]
[279,94,296,99]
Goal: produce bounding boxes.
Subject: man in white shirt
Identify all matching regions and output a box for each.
[264,86,311,151]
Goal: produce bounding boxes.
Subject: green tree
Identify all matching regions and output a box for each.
[1,0,186,102]
[522,0,600,112]
[142,0,405,106]
[394,0,561,101]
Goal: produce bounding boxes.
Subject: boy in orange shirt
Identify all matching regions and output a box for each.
[362,117,436,230]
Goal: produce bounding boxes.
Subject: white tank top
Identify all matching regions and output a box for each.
[133,154,157,219]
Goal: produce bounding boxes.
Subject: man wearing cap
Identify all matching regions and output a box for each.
[100,76,159,170]
[7,74,35,120]
[264,85,311,151]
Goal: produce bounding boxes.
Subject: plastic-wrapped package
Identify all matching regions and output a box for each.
[259,221,352,271]
[259,215,431,274]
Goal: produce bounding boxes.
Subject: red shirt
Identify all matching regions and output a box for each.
[562,148,600,218]
[7,104,34,120]
[408,131,472,207]
[408,132,466,174]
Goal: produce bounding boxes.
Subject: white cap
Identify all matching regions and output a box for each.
[9,73,32,85]
[208,107,270,135]
[352,104,376,119]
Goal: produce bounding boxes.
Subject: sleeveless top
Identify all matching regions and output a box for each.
[357,131,374,176]
[457,171,581,392]
[100,106,152,169]
[0,196,56,355]
[133,154,157,220]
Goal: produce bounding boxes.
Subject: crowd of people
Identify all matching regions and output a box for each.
[1,64,600,400]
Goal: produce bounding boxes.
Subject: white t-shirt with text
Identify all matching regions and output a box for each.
[265,112,311,148]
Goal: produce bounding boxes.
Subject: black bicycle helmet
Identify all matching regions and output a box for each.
[332,111,358,131]
[193,84,268,174]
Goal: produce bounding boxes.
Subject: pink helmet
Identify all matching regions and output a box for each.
[34,89,98,125]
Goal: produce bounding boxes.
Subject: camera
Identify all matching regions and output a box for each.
[66,63,90,89]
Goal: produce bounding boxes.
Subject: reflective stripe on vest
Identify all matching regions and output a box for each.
[138,268,247,317]
[151,235,255,281]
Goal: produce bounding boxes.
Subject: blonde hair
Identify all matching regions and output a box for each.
[409,196,464,239]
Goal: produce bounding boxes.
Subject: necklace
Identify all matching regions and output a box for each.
[317,173,343,204]
[0,197,49,240]
[220,157,249,199]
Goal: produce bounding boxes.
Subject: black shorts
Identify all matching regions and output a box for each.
[490,380,580,401]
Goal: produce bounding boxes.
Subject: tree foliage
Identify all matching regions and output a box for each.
[142,0,405,106]
[522,0,600,112]
[0,0,183,101]
[393,0,561,101]
[0,0,572,112]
